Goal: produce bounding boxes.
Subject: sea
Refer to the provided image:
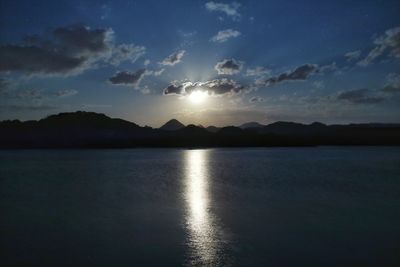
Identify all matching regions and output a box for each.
[1,147,399,266]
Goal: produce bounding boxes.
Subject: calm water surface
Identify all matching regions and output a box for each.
[1,147,400,266]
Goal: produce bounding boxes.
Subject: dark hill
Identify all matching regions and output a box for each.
[0,111,151,148]
[1,111,400,148]
[206,126,220,133]
[179,124,209,134]
[260,121,328,135]
[218,126,244,135]
[39,111,140,129]
[239,122,265,129]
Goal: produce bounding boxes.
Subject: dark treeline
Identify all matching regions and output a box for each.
[1,111,399,148]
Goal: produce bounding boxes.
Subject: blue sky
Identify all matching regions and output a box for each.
[1,0,400,126]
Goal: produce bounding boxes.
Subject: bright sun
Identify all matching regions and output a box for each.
[188,90,208,104]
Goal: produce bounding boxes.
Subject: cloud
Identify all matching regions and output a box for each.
[108,69,146,87]
[178,30,197,38]
[205,1,241,20]
[317,62,338,74]
[214,59,243,75]
[198,79,245,95]
[2,85,77,100]
[82,104,112,109]
[0,45,87,75]
[337,89,384,104]
[55,89,78,98]
[108,43,146,66]
[0,78,10,94]
[210,29,241,43]
[144,59,150,66]
[358,26,400,66]
[153,68,165,76]
[246,66,270,77]
[144,68,165,77]
[381,86,400,93]
[336,74,400,104]
[249,96,264,103]
[381,73,400,94]
[0,104,57,111]
[0,80,77,114]
[100,4,111,20]
[160,50,186,66]
[256,64,318,86]
[163,79,245,96]
[344,50,361,62]
[163,81,187,95]
[16,89,43,99]
[358,46,386,67]
[0,78,78,115]
[140,86,151,95]
[0,24,145,76]
[313,81,325,89]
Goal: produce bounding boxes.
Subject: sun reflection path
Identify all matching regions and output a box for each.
[184,149,229,266]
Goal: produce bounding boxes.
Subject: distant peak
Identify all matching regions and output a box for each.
[167,118,180,123]
[160,119,185,131]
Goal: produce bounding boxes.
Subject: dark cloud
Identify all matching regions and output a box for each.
[336,73,400,104]
[337,89,384,104]
[381,86,400,93]
[109,69,146,87]
[249,96,264,103]
[163,79,245,96]
[358,26,400,66]
[163,81,187,95]
[256,64,318,86]
[160,50,186,66]
[0,45,86,74]
[214,59,243,75]
[198,79,244,95]
[0,25,145,75]
[52,25,111,54]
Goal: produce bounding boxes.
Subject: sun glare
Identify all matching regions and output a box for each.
[188,90,208,104]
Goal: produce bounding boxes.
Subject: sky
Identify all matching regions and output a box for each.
[0,0,400,127]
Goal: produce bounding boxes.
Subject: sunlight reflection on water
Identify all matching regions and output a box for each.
[184,149,229,266]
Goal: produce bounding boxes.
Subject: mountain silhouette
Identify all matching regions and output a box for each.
[1,111,400,148]
[239,122,265,129]
[206,126,220,133]
[40,111,141,129]
[160,119,185,131]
